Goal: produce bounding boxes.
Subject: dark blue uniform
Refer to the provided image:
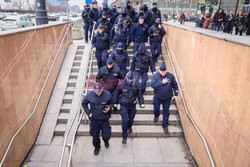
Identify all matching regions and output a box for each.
[88,7,99,39]
[151,71,178,127]
[148,8,161,27]
[130,22,149,53]
[92,31,110,69]
[82,6,90,42]
[110,22,130,49]
[110,6,119,26]
[96,63,122,104]
[126,3,136,22]
[115,9,133,32]
[148,22,166,63]
[82,90,114,150]
[95,17,111,35]
[110,47,130,78]
[130,44,155,95]
[98,3,111,19]
[134,7,149,25]
[117,75,144,139]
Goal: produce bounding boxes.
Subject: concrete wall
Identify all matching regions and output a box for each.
[163,23,250,167]
[0,23,72,167]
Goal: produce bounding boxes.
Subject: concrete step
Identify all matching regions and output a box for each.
[74,56,82,61]
[76,124,183,137]
[62,94,73,104]
[73,61,81,67]
[76,50,84,55]
[65,87,75,95]
[54,123,67,136]
[81,114,180,125]
[91,72,154,79]
[71,67,80,73]
[60,104,71,113]
[69,74,78,79]
[67,79,77,87]
[79,104,178,114]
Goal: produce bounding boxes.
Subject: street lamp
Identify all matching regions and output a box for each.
[35,0,48,25]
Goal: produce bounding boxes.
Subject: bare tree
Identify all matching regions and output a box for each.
[12,0,26,10]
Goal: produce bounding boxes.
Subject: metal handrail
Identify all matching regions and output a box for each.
[0,23,72,167]
[58,25,95,167]
[163,38,215,167]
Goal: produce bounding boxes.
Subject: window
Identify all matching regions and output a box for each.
[4,0,11,2]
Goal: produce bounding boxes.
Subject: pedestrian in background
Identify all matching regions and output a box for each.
[195,13,205,28]
[202,13,212,29]
[223,9,234,33]
[235,10,245,36]
[179,12,185,25]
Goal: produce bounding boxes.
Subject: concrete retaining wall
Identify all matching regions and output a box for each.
[0,23,72,167]
[163,23,250,167]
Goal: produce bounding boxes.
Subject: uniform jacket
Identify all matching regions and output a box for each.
[82,90,114,120]
[92,32,110,50]
[130,50,155,73]
[151,72,178,100]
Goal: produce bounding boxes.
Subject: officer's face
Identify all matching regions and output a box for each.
[107,63,114,69]
[117,47,123,50]
[159,70,167,76]
[93,4,98,8]
[95,88,103,96]
[98,28,104,34]
[139,19,144,24]
[102,15,107,19]
[153,5,157,8]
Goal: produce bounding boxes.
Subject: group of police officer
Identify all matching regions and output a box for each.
[81,1,179,156]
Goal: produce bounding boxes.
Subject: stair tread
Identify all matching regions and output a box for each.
[77,124,182,134]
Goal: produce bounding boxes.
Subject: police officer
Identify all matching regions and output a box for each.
[110,4,119,27]
[96,57,122,112]
[151,63,178,134]
[126,0,136,21]
[115,8,133,32]
[148,2,162,27]
[82,82,114,155]
[98,3,111,19]
[110,42,130,78]
[148,18,166,64]
[142,4,149,14]
[134,6,148,25]
[82,4,90,43]
[130,16,149,53]
[117,71,144,144]
[96,11,111,36]
[110,17,130,50]
[131,44,155,96]
[92,24,110,69]
[88,1,99,39]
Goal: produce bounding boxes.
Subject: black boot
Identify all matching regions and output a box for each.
[122,138,127,144]
[128,128,132,133]
[113,104,117,112]
[163,126,169,134]
[94,147,100,155]
[104,141,109,148]
[153,117,158,122]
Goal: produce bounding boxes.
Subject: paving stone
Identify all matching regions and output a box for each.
[132,138,165,163]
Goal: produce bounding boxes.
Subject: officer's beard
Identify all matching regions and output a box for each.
[153,7,157,12]
[140,12,144,16]
[103,18,107,21]
[112,8,116,12]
